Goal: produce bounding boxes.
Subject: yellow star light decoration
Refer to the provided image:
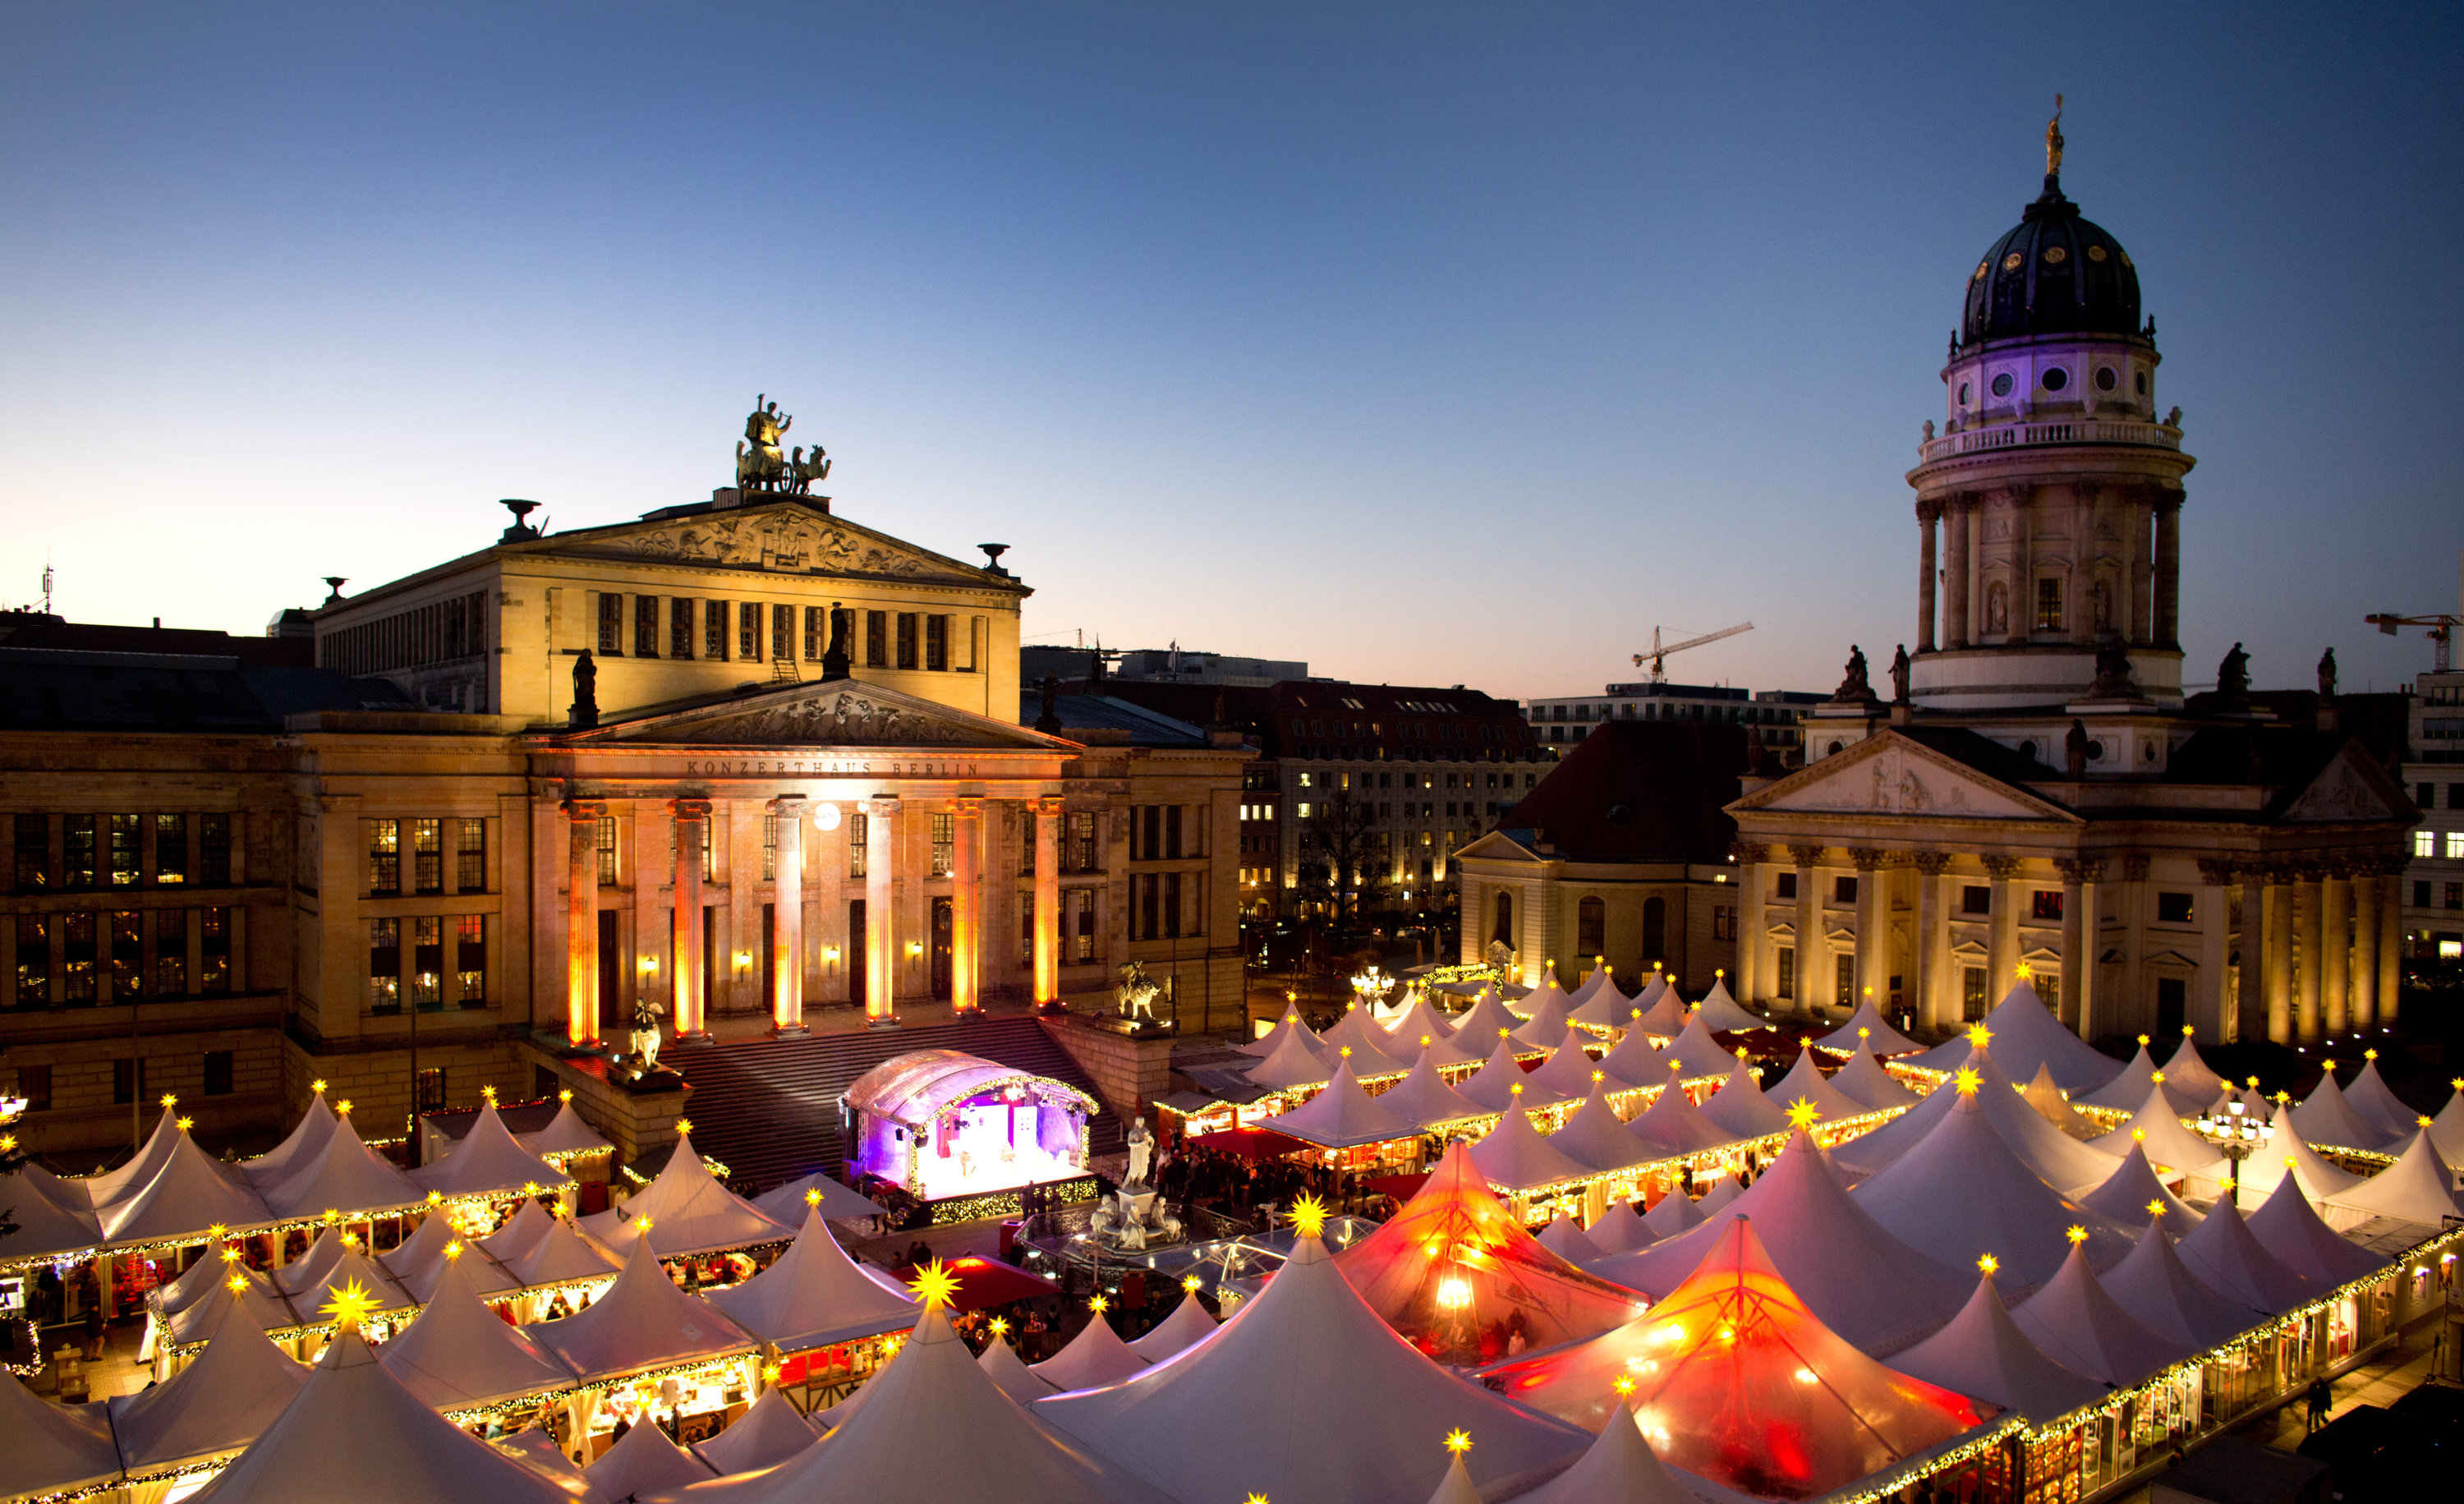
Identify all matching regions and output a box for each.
[336,1100,352,1115]
[159,1093,178,1110]
[1613,1374,1637,1396]
[634,1216,654,1235]
[559,1088,574,1102]
[674,1117,693,1135]
[907,1258,961,1312]
[443,1240,463,1261]
[2146,1200,2167,1220]
[1976,1253,1998,1276]
[761,1363,783,1384]
[2015,961,2034,980]
[1953,1067,1982,1096]
[219,1245,241,1263]
[2066,1225,2088,1244]
[1443,1428,1474,1456]
[1088,1294,1110,1314]
[1966,1022,1993,1050]
[805,1188,823,1207]
[988,1316,1010,1337]
[1182,1275,1203,1293]
[2365,1048,2378,1061]
[1288,1192,1331,1240]
[2138,1034,2150,1046]
[310,1079,327,1094]
[227,1274,250,1294]
[426,1189,443,1205]
[319,1279,380,1333]
[1785,1098,1823,1131]
[480,1084,498,1102]
[1246,1495,1271,1504]
[208,1222,227,1240]
[177,1116,194,1132]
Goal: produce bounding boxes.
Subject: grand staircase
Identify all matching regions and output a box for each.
[669,1015,1124,1193]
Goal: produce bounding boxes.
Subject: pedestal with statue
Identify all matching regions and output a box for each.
[1087,1115,1183,1250]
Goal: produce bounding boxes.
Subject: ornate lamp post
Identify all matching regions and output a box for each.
[1350,964,1394,1015]
[2191,1096,2274,1209]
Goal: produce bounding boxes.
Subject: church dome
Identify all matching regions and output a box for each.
[1960,176,2142,347]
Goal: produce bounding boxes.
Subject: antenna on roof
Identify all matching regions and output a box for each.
[39,563,53,615]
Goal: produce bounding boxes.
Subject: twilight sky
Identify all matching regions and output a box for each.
[2,4,2457,701]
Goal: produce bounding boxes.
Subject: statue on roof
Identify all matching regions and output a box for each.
[2045,93,2064,177]
[570,650,599,730]
[1034,672,1063,734]
[2217,642,2251,701]
[2317,646,2338,699]
[1832,645,1878,704]
[2088,636,2141,700]
[787,444,830,495]
[736,394,793,492]
[1887,644,1910,705]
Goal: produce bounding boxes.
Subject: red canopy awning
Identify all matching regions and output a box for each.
[889,1254,1060,1313]
[1361,1172,1429,1202]
[1188,1125,1313,1162]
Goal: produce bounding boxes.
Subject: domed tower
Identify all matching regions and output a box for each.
[1906,111,2194,711]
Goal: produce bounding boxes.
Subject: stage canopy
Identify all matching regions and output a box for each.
[844,1050,1100,1202]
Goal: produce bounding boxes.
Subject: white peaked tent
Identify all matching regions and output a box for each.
[2431,1079,2464,1163]
[524,1240,757,1387]
[2246,1174,2387,1288]
[2321,1126,2464,1226]
[1694,1174,1745,1214]
[1888,1272,2104,1424]
[0,1370,117,1502]
[1421,1451,1483,1504]
[1550,1080,1657,1174]
[1589,1195,1653,1254]
[159,1260,293,1349]
[722,1304,1178,1504]
[481,1197,561,1263]
[260,1108,423,1220]
[2074,1042,2207,1115]
[694,1386,819,1474]
[1517,1398,1707,1504]
[2224,1123,2365,1206]
[1598,1017,1673,1089]
[156,1243,250,1319]
[1593,1131,1969,1355]
[2020,1063,2095,1134]
[1630,979,1689,1039]
[1377,1049,1489,1132]
[96,1126,273,1244]
[379,1253,575,1414]
[1450,986,1522,1046]
[241,1092,340,1185]
[1689,975,1762,1034]
[498,1212,622,1291]
[83,1105,188,1207]
[521,1098,614,1162]
[977,1332,1057,1402]
[1761,1046,1865,1125]
[1458,1037,1563,1114]
[0,1169,103,1261]
[1538,1212,1607,1264]
[182,1327,578,1504]
[2085,1083,2228,1177]
[110,1295,310,1482]
[1833,1045,2119,1196]
[288,1239,416,1320]
[1237,1001,1325,1059]
[1628,1065,1742,1158]
[750,1172,889,1227]
[1126,1290,1219,1362]
[1906,982,2122,1095]
[2099,1222,2267,1351]
[2172,1198,2315,1314]
[705,1209,918,1352]
[580,1129,792,1258]
[1663,1014,1745,1081]
[2158,1031,2230,1104]
[1813,1000,1923,1057]
[410,1100,571,1201]
[1242,1023,1334,1091]
[1561,964,1623,1019]
[1381,992,1460,1046]
[1518,971,1570,1011]
[1527,1037,1613,1101]
[1264,1058,1415,1148]
[1640,1185,1707,1242]
[2285,1070,2401,1153]
[1470,1099,1595,1194]
[1320,1006,1418,1073]
[2078,1143,2206,1230]
[489,1428,592,1495]
[1035,1228,1590,1504]
[586,1414,715,1497]
[269,1226,350,1298]
[1699,1058,1788,1141]
[1512,987,1579,1050]
[1029,1310,1151,1391]
[2341,1056,2420,1140]
[385,1210,522,1304]
[1831,1048,1921,1112]
[1849,1088,2135,1287]
[1570,970,1637,1032]
[2009,1241,2190,1387]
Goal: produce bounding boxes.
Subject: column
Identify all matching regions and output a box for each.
[2350,861,2380,1030]
[952,798,982,1014]
[1915,500,1940,652]
[2117,854,2152,1033]
[671,798,709,1039]
[2127,489,2154,645]
[2076,859,2101,1038]
[1913,853,1951,1032]
[2071,484,2099,644]
[865,797,897,1026]
[2292,862,2324,1042]
[2054,858,2089,1035]
[2320,861,2350,1035]
[2196,860,2234,1042]
[2236,864,2265,1042]
[769,794,806,1036]
[563,798,604,1046]
[2375,863,2402,1025]
[1944,494,1974,648]
[2264,867,2293,1045]
[2154,494,2182,647]
[2007,488,2032,640]
[1032,798,1062,1006]
[1984,855,2021,1003]
[1850,849,1886,1010]
[1732,843,1765,1007]
[1789,843,1822,1016]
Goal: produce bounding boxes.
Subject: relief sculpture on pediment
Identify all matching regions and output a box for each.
[618,513,936,576]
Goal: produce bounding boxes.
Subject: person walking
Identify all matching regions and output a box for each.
[2305,1375,2332,1432]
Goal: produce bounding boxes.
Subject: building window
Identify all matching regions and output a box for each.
[925,614,949,671]
[2034,577,2063,632]
[154,909,186,996]
[154,813,186,885]
[672,597,696,659]
[416,1067,446,1115]
[2039,972,2061,1014]
[2422,831,2441,858]
[2448,832,2464,860]
[1774,871,1797,901]
[596,816,617,885]
[1577,897,1605,955]
[62,912,95,1002]
[411,917,443,1008]
[706,600,728,660]
[1961,885,1991,915]
[1164,872,1184,939]
[1071,812,1097,873]
[412,817,443,894]
[456,818,485,892]
[457,914,487,1004]
[1019,892,1036,964]
[200,813,232,885]
[1492,890,1514,946]
[804,606,825,661]
[1073,889,1096,964]
[1962,967,1988,1020]
[370,819,400,895]
[772,603,793,661]
[113,1057,142,1105]
[634,595,660,657]
[1776,945,1795,1000]
[866,610,888,668]
[2446,881,2462,911]
[203,1050,233,1097]
[849,813,867,878]
[598,592,624,654]
[1643,895,1667,960]
[15,914,48,1006]
[2032,890,2063,921]
[369,918,401,1012]
[16,1065,49,1111]
[2156,891,2194,923]
[930,813,954,876]
[895,613,918,669]
[1835,954,1855,1009]
[109,814,140,886]
[65,815,95,889]
[739,601,762,660]
[1165,806,1184,860]
[763,814,778,881]
[1833,875,1857,904]
[200,908,231,994]
[1712,904,1736,941]
[110,910,143,999]
[14,814,46,890]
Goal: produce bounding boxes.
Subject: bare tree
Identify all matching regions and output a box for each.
[1295,784,1388,941]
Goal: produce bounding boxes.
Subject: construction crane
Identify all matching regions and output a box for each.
[1632,622,1753,683]
[2365,610,2460,673]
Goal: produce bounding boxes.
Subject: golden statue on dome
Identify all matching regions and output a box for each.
[2046,94,2064,176]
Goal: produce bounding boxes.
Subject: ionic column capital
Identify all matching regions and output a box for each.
[670,798,712,822]
[1915,497,1945,525]
[563,798,606,824]
[866,794,901,819]
[766,793,808,815]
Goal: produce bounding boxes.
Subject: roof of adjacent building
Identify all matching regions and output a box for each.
[0,611,315,666]
[1070,678,1537,761]
[0,647,415,732]
[1022,691,1210,747]
[1489,720,1747,864]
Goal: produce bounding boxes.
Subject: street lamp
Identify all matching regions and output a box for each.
[1350,964,1393,1015]
[2191,1096,2274,1208]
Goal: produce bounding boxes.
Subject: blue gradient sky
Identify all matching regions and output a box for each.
[2,5,2457,700]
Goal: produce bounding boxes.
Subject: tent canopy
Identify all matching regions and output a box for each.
[692,1386,818,1475]
[1889,1273,2103,1424]
[522,1240,756,1385]
[1905,982,2122,1095]
[1029,1309,1151,1391]
[579,1128,793,1258]
[110,1295,310,1477]
[2007,1242,2190,1389]
[1812,1001,1923,1057]
[703,1208,919,1353]
[1262,1058,1415,1148]
[0,1367,117,1502]
[1689,977,1763,1034]
[845,1049,1099,1129]
[377,1253,577,1414]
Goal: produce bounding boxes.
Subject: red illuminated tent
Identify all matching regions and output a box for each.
[889,1254,1060,1314]
[1483,1216,1997,1501]
[1185,1125,1312,1162]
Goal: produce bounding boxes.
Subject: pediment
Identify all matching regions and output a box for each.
[529,502,998,586]
[563,678,1064,751]
[1949,939,1987,959]
[2281,744,2413,825]
[1731,732,2072,823]
[1459,831,1545,864]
